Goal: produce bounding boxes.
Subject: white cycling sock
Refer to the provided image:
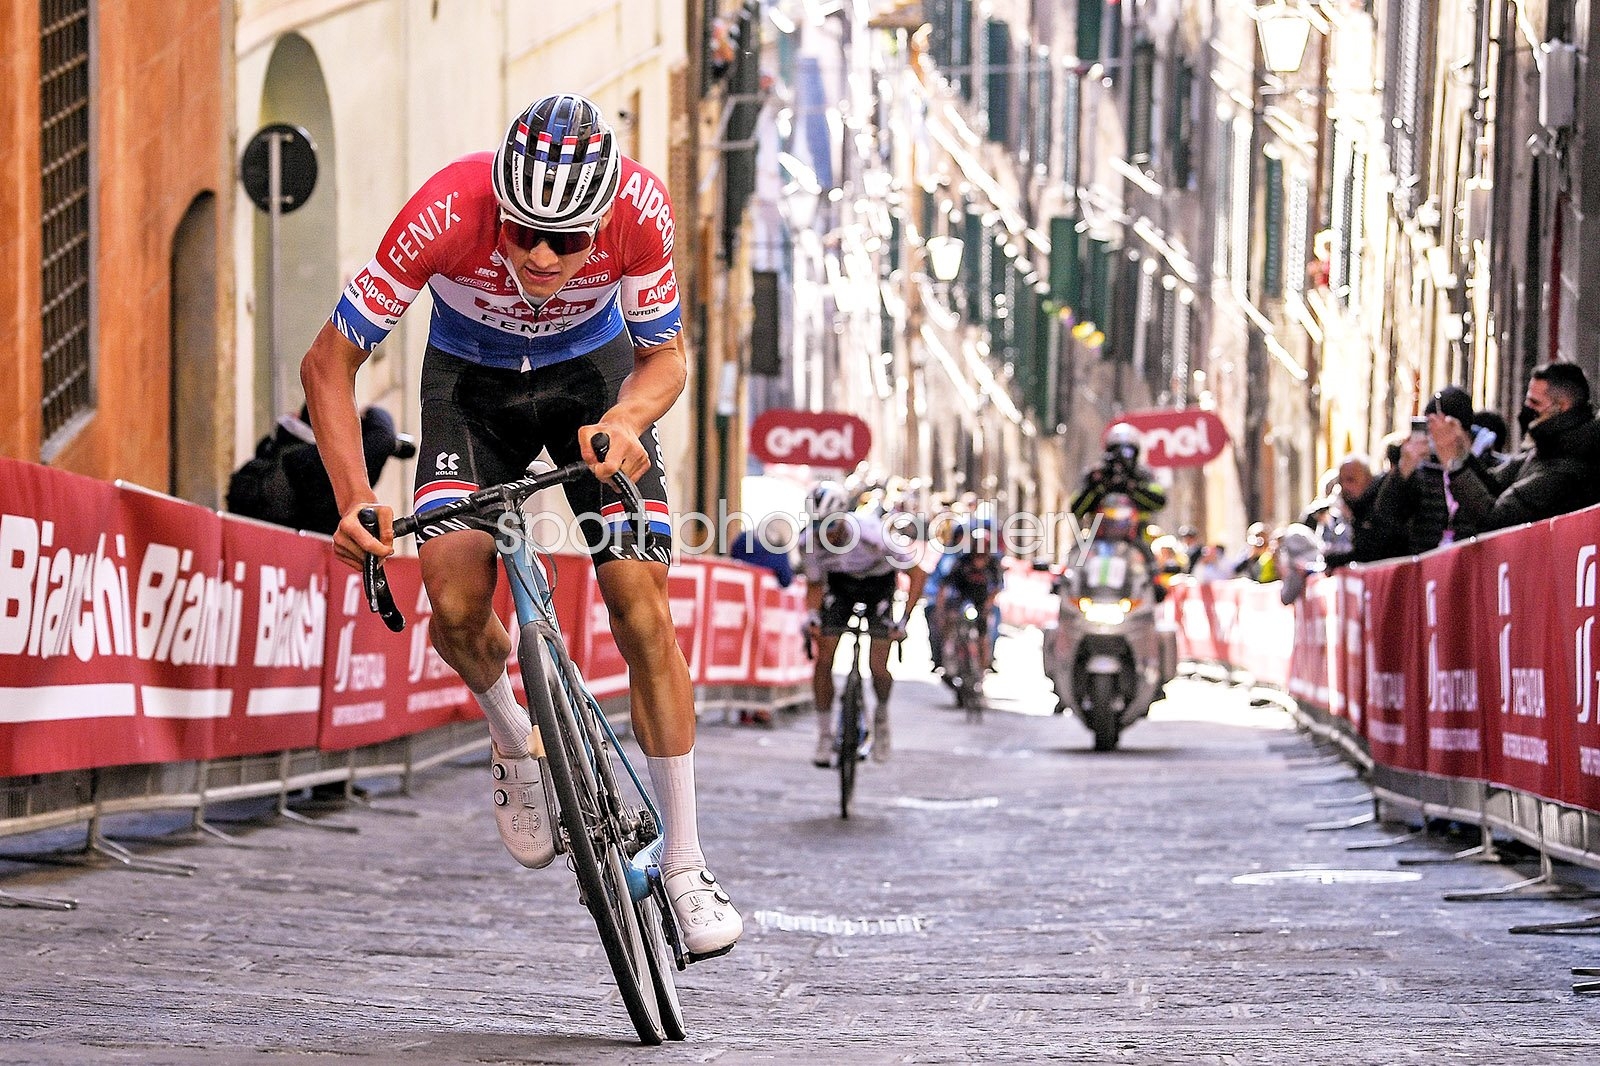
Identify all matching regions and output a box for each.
[474,672,532,758]
[646,750,706,877]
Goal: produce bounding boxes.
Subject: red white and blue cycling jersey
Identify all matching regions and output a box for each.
[330,152,682,370]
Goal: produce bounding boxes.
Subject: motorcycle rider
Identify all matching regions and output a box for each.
[801,481,926,766]
[1070,423,1167,539]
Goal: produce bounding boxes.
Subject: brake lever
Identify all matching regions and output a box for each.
[358,507,405,633]
[589,432,651,549]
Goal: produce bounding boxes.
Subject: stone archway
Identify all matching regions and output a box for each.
[170,192,220,506]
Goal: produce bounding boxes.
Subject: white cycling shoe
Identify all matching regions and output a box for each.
[662,867,743,959]
[491,751,556,870]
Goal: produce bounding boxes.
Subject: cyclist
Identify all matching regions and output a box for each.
[934,523,1005,679]
[299,93,741,959]
[801,482,925,766]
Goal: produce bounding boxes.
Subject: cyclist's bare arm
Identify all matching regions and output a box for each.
[300,321,389,567]
[902,567,928,614]
[579,336,687,483]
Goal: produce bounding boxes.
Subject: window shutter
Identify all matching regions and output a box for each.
[1262,153,1285,298]
[1049,216,1082,309]
[1062,71,1081,192]
[952,0,972,100]
[1075,0,1103,63]
[1212,116,1233,279]
[1285,172,1310,296]
[984,18,1013,145]
[1129,40,1155,166]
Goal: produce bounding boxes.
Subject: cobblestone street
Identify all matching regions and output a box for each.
[4,633,1600,1064]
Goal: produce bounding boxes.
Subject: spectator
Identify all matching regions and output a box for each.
[1450,363,1600,531]
[1371,386,1495,554]
[1326,452,1406,567]
[227,404,414,536]
[730,514,796,587]
[1232,522,1272,580]
[1472,408,1512,468]
[1194,544,1234,582]
[1176,524,1203,572]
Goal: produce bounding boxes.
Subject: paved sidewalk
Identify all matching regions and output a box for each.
[3,633,1600,1064]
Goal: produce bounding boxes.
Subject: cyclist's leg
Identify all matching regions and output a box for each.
[413,349,555,868]
[811,631,843,759]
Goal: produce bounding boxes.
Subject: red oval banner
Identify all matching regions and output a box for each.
[749,409,872,468]
[1105,408,1229,468]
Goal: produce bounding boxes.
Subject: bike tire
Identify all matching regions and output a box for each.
[838,672,863,819]
[639,889,688,1040]
[520,630,664,1045]
[1088,673,1121,752]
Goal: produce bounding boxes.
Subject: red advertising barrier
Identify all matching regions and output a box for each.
[1,459,810,778]
[1168,505,1600,814]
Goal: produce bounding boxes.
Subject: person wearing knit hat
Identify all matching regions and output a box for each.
[1370,384,1497,553]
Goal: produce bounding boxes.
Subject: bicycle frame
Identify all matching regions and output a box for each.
[496,508,663,886]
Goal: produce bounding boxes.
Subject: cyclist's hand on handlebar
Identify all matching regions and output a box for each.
[578,421,651,483]
[334,502,393,570]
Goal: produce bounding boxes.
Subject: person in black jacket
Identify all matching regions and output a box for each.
[1371,386,1496,554]
[227,405,415,535]
[1321,453,1406,568]
[1448,363,1600,531]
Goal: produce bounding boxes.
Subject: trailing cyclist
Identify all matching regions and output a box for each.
[299,93,740,958]
[934,524,1005,683]
[801,482,925,767]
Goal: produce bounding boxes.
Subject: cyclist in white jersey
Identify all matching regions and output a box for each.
[800,483,926,766]
[299,94,740,958]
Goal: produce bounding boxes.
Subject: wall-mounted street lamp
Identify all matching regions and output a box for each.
[924,234,965,283]
[1253,1,1312,75]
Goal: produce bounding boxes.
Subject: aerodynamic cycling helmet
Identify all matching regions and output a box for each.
[1104,422,1142,464]
[807,481,850,521]
[493,94,622,230]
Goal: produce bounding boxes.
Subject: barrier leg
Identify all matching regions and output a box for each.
[2,788,196,877]
[0,887,77,911]
[1348,826,1429,851]
[1442,850,1600,903]
[1572,966,1600,992]
[1398,823,1500,867]
[274,753,358,834]
[1304,811,1377,831]
[1509,915,1600,935]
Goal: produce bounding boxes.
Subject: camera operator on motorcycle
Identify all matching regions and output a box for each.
[801,482,926,767]
[1070,424,1168,551]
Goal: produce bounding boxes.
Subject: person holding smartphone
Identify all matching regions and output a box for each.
[1371,385,1497,554]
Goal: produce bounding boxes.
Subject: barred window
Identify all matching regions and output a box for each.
[40,0,93,448]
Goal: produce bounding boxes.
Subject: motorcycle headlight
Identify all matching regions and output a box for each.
[1081,602,1128,625]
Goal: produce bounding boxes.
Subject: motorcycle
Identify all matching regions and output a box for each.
[1041,538,1176,751]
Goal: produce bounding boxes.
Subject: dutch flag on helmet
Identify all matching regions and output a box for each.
[493,92,621,229]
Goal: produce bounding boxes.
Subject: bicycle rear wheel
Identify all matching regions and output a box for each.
[520,630,664,1045]
[639,886,687,1039]
[838,672,863,819]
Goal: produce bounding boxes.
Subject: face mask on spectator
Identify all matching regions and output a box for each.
[1517,404,1538,434]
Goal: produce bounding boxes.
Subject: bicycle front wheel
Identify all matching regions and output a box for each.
[520,630,664,1045]
[838,672,863,819]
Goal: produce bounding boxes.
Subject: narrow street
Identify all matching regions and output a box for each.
[3,631,1599,1064]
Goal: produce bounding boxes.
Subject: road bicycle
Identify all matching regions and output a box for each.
[832,604,871,820]
[357,435,685,1045]
[940,600,986,720]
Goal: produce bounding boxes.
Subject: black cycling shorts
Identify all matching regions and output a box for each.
[412,334,672,569]
[819,572,898,637]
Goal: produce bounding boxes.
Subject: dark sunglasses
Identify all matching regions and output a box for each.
[499,219,597,255]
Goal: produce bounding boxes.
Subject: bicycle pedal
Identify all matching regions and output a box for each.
[683,942,737,966]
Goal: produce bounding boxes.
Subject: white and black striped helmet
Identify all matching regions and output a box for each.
[492,94,621,229]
